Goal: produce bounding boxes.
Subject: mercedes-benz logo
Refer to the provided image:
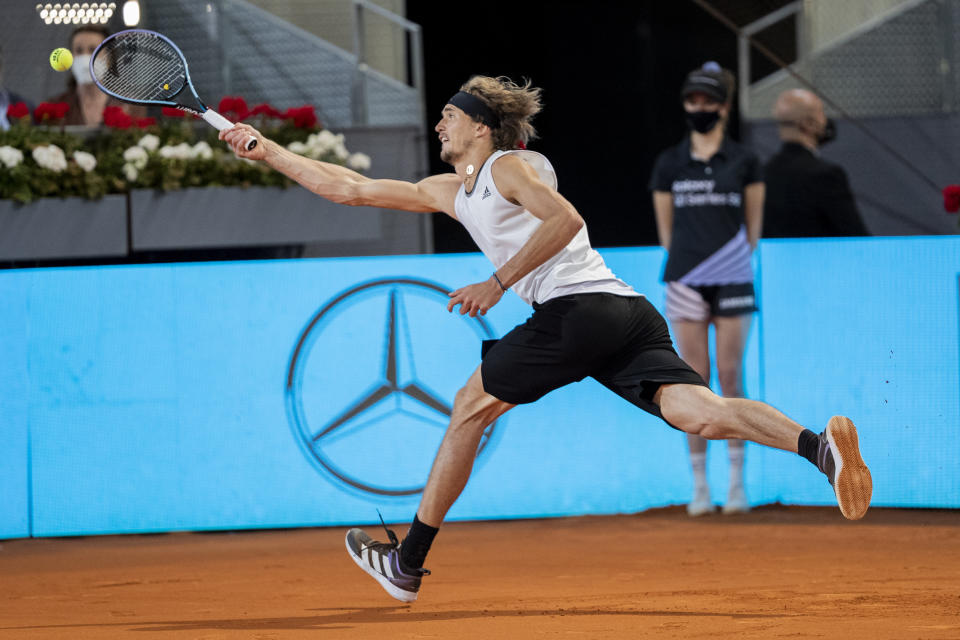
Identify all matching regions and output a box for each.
[285,277,500,497]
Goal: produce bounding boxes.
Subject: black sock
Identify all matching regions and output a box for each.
[400,515,438,571]
[797,428,821,468]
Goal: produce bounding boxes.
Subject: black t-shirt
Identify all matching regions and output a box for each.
[649,136,762,283]
[763,142,869,238]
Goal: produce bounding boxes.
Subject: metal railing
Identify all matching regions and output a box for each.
[737,0,956,119]
[736,1,803,117]
[351,0,425,128]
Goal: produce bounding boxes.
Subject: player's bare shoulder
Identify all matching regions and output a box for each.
[417,173,461,218]
[490,152,532,180]
[490,151,558,205]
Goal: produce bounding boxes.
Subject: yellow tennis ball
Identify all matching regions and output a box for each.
[50,48,73,72]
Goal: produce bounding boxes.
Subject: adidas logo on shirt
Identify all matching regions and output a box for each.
[481,186,492,200]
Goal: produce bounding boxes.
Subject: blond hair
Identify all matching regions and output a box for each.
[459,75,542,150]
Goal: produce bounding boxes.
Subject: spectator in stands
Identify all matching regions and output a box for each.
[0,45,33,130]
[763,89,869,237]
[649,62,763,517]
[46,25,144,126]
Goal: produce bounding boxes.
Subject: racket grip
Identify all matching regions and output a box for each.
[202,109,258,151]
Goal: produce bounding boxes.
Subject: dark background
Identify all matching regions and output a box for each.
[405,0,792,252]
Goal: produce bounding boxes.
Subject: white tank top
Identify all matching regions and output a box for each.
[454,149,638,305]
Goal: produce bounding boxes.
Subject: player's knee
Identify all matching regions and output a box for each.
[679,417,725,439]
[453,383,472,406]
[697,397,737,439]
[697,421,729,440]
[661,402,700,434]
[452,380,504,431]
[661,388,728,438]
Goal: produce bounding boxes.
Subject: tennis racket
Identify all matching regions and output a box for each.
[91,29,256,150]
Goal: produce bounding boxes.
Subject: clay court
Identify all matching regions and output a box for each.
[2,505,957,639]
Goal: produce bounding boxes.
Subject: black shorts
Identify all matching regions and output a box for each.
[480,293,707,420]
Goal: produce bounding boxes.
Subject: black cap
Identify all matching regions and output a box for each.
[681,62,728,103]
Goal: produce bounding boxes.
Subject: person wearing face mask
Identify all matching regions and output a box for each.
[763,89,869,238]
[46,25,145,126]
[649,61,764,517]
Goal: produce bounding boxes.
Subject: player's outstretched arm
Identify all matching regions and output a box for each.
[219,123,459,216]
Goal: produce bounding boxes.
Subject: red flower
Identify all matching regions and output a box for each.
[136,117,157,128]
[283,105,318,129]
[162,106,186,118]
[218,95,249,120]
[250,103,282,119]
[7,101,30,119]
[943,185,960,213]
[515,140,527,150]
[34,101,70,122]
[218,96,248,113]
[102,105,133,129]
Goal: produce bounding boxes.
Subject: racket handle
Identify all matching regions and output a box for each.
[202,108,258,151]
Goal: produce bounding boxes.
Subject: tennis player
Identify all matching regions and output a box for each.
[220,75,872,603]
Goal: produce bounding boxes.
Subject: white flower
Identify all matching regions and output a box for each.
[159,142,192,160]
[312,129,338,152]
[72,150,97,173]
[123,145,149,169]
[287,141,308,155]
[0,145,24,169]
[32,144,68,172]
[137,133,160,152]
[191,141,213,160]
[332,141,349,161]
[291,130,355,161]
[122,162,139,182]
[347,152,371,172]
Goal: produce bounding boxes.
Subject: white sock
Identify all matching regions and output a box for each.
[728,441,745,490]
[690,451,707,491]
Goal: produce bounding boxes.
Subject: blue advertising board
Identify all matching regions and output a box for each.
[0,237,957,538]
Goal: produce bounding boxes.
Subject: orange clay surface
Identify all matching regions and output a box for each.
[1,506,958,639]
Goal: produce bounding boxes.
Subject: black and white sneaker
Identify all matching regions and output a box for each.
[345,524,429,603]
[819,416,873,520]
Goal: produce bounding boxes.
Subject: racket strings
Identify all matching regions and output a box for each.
[92,32,187,103]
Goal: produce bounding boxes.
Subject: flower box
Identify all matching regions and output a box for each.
[0,195,127,261]
[129,186,382,250]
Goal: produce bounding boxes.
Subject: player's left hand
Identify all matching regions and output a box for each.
[447,277,504,317]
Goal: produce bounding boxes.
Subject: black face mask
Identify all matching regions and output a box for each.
[817,118,837,146]
[685,110,721,134]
